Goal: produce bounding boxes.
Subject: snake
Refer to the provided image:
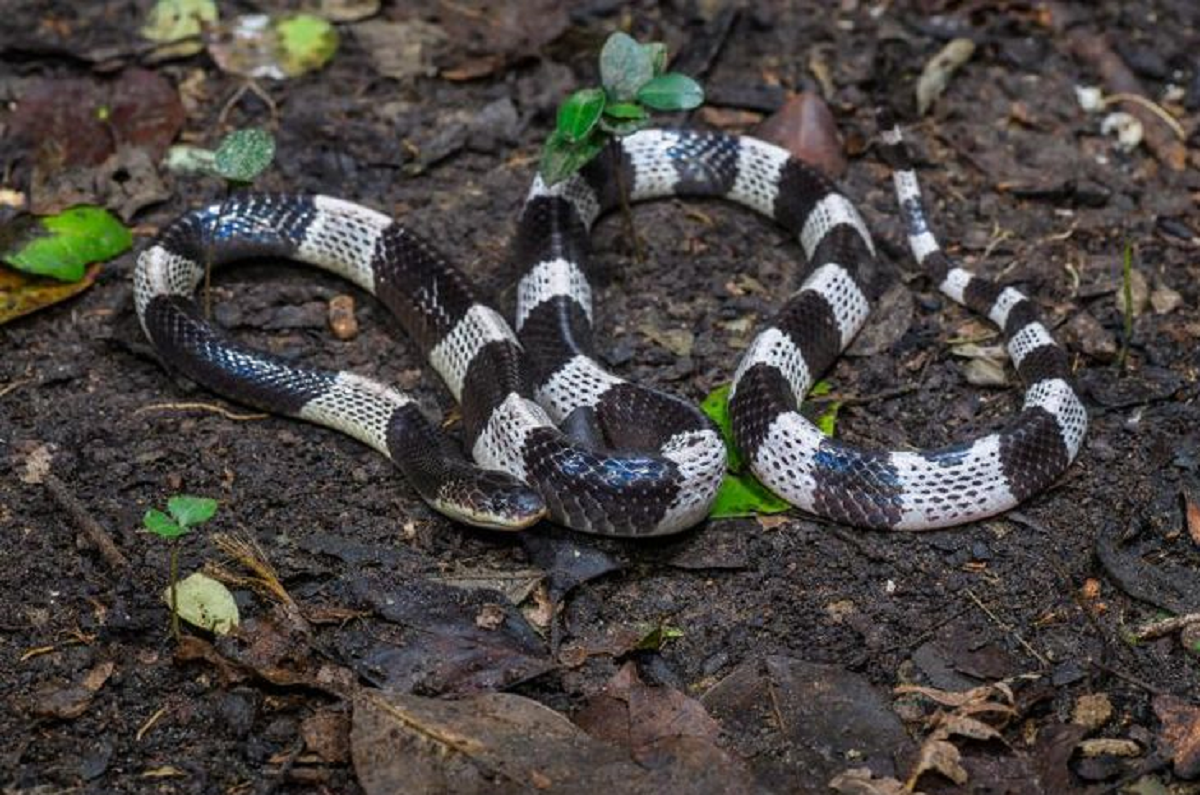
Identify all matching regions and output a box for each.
[133,121,1086,536]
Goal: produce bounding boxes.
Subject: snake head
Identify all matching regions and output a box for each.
[432,466,547,531]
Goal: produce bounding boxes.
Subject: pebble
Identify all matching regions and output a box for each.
[1064,310,1118,360]
[328,294,358,340]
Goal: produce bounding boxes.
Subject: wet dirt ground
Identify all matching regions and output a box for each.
[3,1,1200,792]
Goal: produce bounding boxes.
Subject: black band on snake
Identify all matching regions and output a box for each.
[134,122,1086,536]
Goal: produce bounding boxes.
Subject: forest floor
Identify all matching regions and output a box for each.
[3,1,1200,793]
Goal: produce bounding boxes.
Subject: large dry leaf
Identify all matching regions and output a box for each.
[0,264,100,325]
[351,690,753,795]
[574,662,730,767]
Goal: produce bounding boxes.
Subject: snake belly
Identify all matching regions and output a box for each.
[135,123,1085,535]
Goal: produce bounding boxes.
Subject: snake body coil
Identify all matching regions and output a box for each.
[134,125,1086,535]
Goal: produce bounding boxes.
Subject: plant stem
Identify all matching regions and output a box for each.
[169,542,180,640]
[1118,241,1133,374]
[611,146,644,264]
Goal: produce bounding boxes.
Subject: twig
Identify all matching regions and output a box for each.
[1089,660,1167,696]
[41,473,130,569]
[135,402,269,421]
[612,146,643,264]
[821,384,919,407]
[965,588,1049,668]
[136,704,170,741]
[1132,612,1200,641]
[0,378,32,399]
[1101,92,1187,140]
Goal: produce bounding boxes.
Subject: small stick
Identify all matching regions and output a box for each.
[612,146,644,264]
[965,588,1049,668]
[134,401,269,421]
[41,473,130,569]
[1131,612,1200,641]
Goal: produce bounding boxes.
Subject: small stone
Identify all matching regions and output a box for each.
[1065,311,1118,361]
[328,294,358,340]
[1072,693,1114,731]
[1150,281,1183,315]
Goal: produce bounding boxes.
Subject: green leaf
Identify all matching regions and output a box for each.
[642,42,668,76]
[167,495,219,528]
[144,508,186,539]
[700,383,743,472]
[604,101,648,120]
[636,72,705,111]
[141,0,218,48]
[597,115,650,137]
[165,572,240,635]
[213,128,276,183]
[276,13,339,78]
[539,130,606,187]
[556,88,606,144]
[1,207,132,282]
[599,31,654,102]
[635,623,685,651]
[709,471,791,519]
[815,401,841,437]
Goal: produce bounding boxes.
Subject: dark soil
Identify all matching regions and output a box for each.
[3,1,1200,792]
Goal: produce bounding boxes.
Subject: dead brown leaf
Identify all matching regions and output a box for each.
[27,661,115,719]
[1186,496,1200,547]
[1154,694,1200,778]
[908,738,967,788]
[0,263,101,325]
[754,91,846,179]
[351,688,754,795]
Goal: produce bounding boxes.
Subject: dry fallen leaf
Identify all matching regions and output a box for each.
[908,738,967,787]
[1186,496,1200,547]
[1154,694,1200,778]
[0,264,101,325]
[754,91,847,179]
[916,38,976,116]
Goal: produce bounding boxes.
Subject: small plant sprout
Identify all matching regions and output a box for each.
[144,495,219,639]
[164,127,276,316]
[539,31,705,187]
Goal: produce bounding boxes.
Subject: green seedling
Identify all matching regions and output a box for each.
[144,495,219,639]
[165,127,276,316]
[541,31,704,260]
[540,31,705,186]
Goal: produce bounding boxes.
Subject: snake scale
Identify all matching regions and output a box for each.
[134,122,1087,536]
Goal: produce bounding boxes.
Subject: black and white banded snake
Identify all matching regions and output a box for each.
[133,121,1087,536]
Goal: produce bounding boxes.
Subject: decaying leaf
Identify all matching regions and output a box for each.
[0,263,101,325]
[829,767,919,795]
[895,681,1019,790]
[351,688,754,795]
[908,738,968,787]
[754,91,847,179]
[164,572,240,635]
[208,13,338,80]
[354,19,446,82]
[916,38,976,116]
[27,662,115,719]
[1153,694,1200,778]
